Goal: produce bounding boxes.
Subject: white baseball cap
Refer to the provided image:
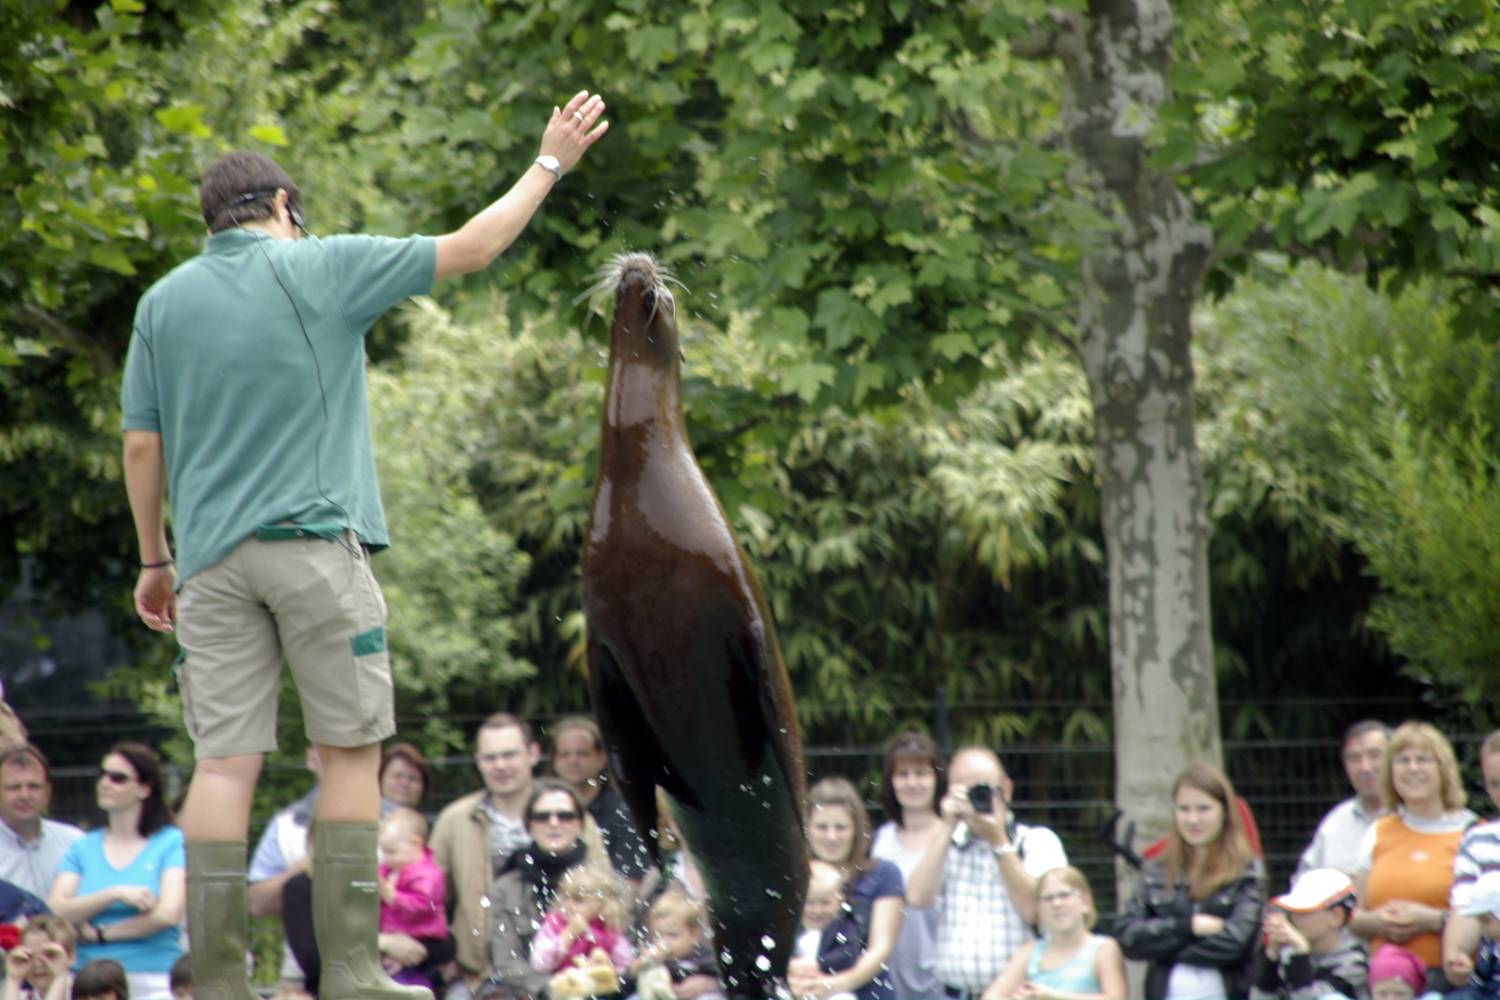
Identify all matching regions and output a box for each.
[1273,868,1357,913]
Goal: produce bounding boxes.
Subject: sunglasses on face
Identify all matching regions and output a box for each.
[98,769,136,785]
[528,809,580,824]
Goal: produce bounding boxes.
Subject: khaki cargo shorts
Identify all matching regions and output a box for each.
[175,529,396,758]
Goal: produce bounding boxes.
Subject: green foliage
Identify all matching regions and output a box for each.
[1171,0,1500,328]
[1197,264,1497,726]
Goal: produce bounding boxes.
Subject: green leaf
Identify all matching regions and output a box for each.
[249,123,289,147]
[88,244,136,275]
[931,332,974,361]
[781,361,836,402]
[814,289,883,350]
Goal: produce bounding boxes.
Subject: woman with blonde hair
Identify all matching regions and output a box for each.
[1115,762,1265,1000]
[800,777,905,1000]
[1349,721,1475,989]
[981,865,1125,999]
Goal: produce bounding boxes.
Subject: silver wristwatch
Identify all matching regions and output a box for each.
[534,155,563,180]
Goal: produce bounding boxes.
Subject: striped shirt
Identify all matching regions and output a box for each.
[1450,817,1500,911]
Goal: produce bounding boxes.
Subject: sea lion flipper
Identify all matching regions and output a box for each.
[586,636,666,867]
[729,620,806,807]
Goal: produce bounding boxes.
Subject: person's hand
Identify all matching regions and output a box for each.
[1376,900,1425,941]
[5,945,33,980]
[564,911,589,939]
[969,792,1007,847]
[115,884,158,911]
[939,783,971,825]
[36,943,70,979]
[1191,913,1225,937]
[378,932,427,968]
[134,566,176,632]
[671,974,720,999]
[537,91,609,175]
[1263,910,1299,956]
[796,976,842,1000]
[379,872,398,904]
[1444,949,1475,986]
[1014,983,1062,1000]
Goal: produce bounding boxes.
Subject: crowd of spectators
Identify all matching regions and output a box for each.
[5,679,1500,1000]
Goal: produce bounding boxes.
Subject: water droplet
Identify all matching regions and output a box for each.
[756,955,772,971]
[765,888,782,899]
[720,949,734,965]
[761,934,776,950]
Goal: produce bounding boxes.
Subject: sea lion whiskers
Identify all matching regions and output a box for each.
[574,252,687,326]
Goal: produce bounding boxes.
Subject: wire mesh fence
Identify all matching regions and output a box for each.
[39,697,1489,923]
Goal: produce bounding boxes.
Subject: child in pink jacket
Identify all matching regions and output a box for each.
[377,808,448,987]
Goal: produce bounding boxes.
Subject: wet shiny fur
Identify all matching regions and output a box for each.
[580,253,809,999]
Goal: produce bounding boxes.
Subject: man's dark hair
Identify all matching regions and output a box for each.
[1342,719,1391,749]
[478,712,534,747]
[0,742,51,782]
[200,151,303,234]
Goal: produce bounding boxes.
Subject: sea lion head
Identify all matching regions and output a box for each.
[584,251,682,365]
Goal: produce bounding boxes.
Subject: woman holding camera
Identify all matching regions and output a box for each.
[1114,762,1265,1000]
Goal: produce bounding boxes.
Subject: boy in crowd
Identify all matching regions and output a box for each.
[2,916,76,1000]
[1249,868,1368,1000]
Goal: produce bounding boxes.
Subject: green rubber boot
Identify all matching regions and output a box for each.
[313,821,434,1000]
[185,841,260,1000]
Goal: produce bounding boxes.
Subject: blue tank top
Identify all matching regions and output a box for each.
[1025,934,1105,993]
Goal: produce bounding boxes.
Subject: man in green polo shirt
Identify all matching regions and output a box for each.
[121,90,607,1000]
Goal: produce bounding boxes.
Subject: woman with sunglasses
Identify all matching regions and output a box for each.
[484,778,618,1000]
[48,742,184,1000]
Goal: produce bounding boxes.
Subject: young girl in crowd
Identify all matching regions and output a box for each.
[632,890,722,1000]
[71,960,129,1000]
[528,864,636,979]
[981,866,1126,1000]
[2,917,77,1000]
[375,807,447,987]
[1368,943,1442,1000]
[1115,762,1265,1000]
[787,860,861,1000]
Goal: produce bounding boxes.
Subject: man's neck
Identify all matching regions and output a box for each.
[1,816,40,843]
[486,787,530,821]
[576,778,602,807]
[1358,793,1384,815]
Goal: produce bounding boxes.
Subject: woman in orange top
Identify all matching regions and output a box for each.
[1350,721,1476,986]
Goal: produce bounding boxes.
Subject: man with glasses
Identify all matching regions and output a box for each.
[429,715,609,999]
[0,743,83,900]
[1295,720,1392,880]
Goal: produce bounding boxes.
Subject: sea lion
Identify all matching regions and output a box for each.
[579,252,809,999]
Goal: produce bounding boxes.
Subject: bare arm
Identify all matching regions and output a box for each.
[123,429,175,632]
[980,941,1034,999]
[433,90,609,281]
[1445,913,1481,986]
[94,867,185,939]
[905,817,956,908]
[247,857,309,918]
[823,895,902,994]
[47,872,123,922]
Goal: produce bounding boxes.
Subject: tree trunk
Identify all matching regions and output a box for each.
[1055,0,1221,883]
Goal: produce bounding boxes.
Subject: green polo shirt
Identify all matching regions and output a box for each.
[121,229,436,583]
